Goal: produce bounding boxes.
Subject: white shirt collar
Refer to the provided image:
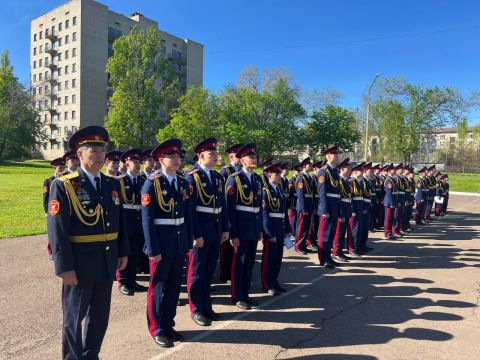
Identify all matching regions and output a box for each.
[199,164,212,176]
[81,167,100,188]
[162,170,177,186]
[242,168,252,180]
[127,171,137,182]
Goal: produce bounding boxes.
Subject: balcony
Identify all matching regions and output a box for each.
[45,31,58,42]
[45,77,58,87]
[45,92,57,100]
[49,135,59,143]
[45,45,58,56]
[168,52,186,65]
[46,62,58,71]
[46,106,59,116]
[45,118,58,129]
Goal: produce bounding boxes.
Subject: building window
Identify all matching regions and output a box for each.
[65,65,69,74]
[58,52,62,61]
[65,80,69,89]
[32,87,36,96]
[72,79,76,88]
[39,31,43,39]
[72,48,76,57]
[72,32,77,41]
[65,96,68,104]
[72,110,76,119]
[39,87,43,95]
[65,50,69,59]
[58,82,62,91]
[33,60,37,69]
[108,27,122,57]
[73,16,77,26]
[171,49,182,59]
[72,94,76,103]
[58,38,62,46]
[64,111,68,120]
[58,22,62,32]
[33,47,37,55]
[58,67,61,76]
[45,71,48,78]
[65,35,69,44]
[72,63,76,73]
[34,34,37,42]
[65,19,70,29]
[57,96,61,105]
[39,73,43,81]
[33,74,36,82]
[51,25,55,34]
[39,45,43,53]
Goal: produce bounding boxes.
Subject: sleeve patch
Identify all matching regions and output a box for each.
[387,183,393,189]
[227,185,236,196]
[43,186,49,193]
[298,182,304,189]
[49,200,60,216]
[141,193,151,206]
[262,199,266,207]
[319,176,325,183]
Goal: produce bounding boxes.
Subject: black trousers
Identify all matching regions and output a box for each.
[231,240,258,302]
[62,281,113,360]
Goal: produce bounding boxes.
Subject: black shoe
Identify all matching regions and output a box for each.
[165,328,184,341]
[307,244,319,252]
[274,286,287,293]
[324,263,335,269]
[205,310,222,321]
[154,335,173,347]
[338,254,350,261]
[267,289,279,296]
[349,251,362,258]
[235,300,251,310]
[130,282,148,292]
[177,298,183,306]
[191,312,210,326]
[296,249,308,255]
[332,255,348,263]
[119,285,134,296]
[245,297,259,307]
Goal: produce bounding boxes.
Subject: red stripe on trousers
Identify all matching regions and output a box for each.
[317,216,326,260]
[295,212,304,251]
[47,241,52,256]
[261,240,270,290]
[147,259,158,337]
[385,208,391,237]
[230,245,238,300]
[187,250,195,313]
[347,217,353,253]
[288,208,293,229]
[115,270,120,288]
[332,218,341,256]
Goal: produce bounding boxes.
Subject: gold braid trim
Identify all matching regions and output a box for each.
[119,178,135,205]
[193,172,214,206]
[351,179,362,197]
[325,168,339,188]
[264,186,280,212]
[339,178,351,199]
[234,174,253,205]
[153,178,174,213]
[63,179,103,227]
[363,179,373,197]
[300,174,312,195]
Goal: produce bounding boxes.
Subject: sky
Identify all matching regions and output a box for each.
[1,0,479,124]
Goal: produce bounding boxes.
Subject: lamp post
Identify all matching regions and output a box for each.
[364,73,380,161]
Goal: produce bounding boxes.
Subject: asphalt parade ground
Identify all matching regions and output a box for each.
[1,194,479,360]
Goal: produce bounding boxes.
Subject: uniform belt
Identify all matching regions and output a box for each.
[398,191,405,194]
[363,198,371,203]
[154,217,185,226]
[269,213,285,219]
[392,192,398,195]
[326,193,340,198]
[235,205,260,213]
[422,189,428,192]
[352,196,363,201]
[341,198,352,203]
[196,206,222,214]
[69,232,118,243]
[405,190,412,193]
[314,194,320,198]
[304,194,313,198]
[122,204,141,210]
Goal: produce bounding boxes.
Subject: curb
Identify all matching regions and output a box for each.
[450,191,480,197]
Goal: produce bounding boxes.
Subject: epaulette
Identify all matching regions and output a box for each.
[115,173,127,179]
[148,170,162,181]
[187,167,198,175]
[230,171,239,177]
[59,171,79,182]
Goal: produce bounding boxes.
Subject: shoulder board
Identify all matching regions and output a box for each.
[230,171,239,177]
[148,172,162,181]
[187,167,198,175]
[116,174,127,179]
[176,174,186,180]
[59,171,79,182]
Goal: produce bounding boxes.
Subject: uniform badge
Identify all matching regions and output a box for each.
[258,185,262,196]
[298,182,304,189]
[126,186,130,189]
[388,183,393,189]
[162,190,167,195]
[49,200,60,216]
[218,184,223,192]
[227,185,236,196]
[112,190,120,205]
[180,187,189,200]
[43,186,49,193]
[141,193,151,206]
[262,199,266,207]
[202,182,207,187]
[189,184,194,194]
[319,176,325,183]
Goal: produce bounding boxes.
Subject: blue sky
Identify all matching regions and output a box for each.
[1,0,479,123]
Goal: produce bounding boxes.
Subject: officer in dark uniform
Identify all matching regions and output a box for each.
[377,164,387,229]
[47,126,130,359]
[279,162,290,195]
[393,163,406,236]
[43,157,66,258]
[350,162,365,256]
[308,161,323,252]
[115,149,148,296]
[186,138,229,326]
[360,163,374,251]
[331,158,352,262]
[415,166,427,225]
[259,158,274,188]
[442,174,450,214]
[403,166,414,232]
[425,165,436,222]
[383,163,398,239]
[260,163,292,296]
[63,150,80,174]
[294,157,314,255]
[140,149,155,180]
[104,151,122,177]
[288,164,300,236]
[141,138,193,348]
[317,146,341,267]
[225,143,263,310]
[368,164,380,231]
[218,143,243,283]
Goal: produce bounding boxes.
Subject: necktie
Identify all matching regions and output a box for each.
[133,176,137,188]
[209,170,214,184]
[94,176,101,195]
[250,175,255,189]
[171,178,177,194]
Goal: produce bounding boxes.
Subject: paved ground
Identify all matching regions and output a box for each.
[1,194,479,360]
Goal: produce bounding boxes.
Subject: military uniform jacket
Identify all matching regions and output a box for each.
[378,174,386,202]
[317,163,341,216]
[350,177,364,214]
[280,176,289,200]
[427,175,435,200]
[47,169,130,282]
[384,176,397,207]
[362,177,374,208]
[185,164,228,243]
[405,178,414,204]
[338,175,353,219]
[118,173,145,236]
[368,176,378,205]
[262,183,292,239]
[415,176,426,201]
[287,176,297,209]
[225,169,263,241]
[295,172,315,213]
[220,164,237,182]
[43,175,56,214]
[141,172,193,258]
[312,173,320,210]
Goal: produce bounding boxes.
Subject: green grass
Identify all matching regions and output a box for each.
[447,173,480,193]
[0,160,52,238]
[0,160,478,238]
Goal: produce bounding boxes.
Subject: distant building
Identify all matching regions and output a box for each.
[30,0,204,159]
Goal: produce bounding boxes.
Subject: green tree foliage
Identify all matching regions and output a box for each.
[105,26,178,148]
[0,50,44,160]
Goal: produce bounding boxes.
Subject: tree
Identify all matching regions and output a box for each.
[0,50,44,160]
[300,105,361,157]
[105,26,178,148]
[157,86,222,150]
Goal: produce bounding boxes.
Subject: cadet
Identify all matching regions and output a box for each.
[141,138,193,348]
[287,164,301,236]
[140,149,155,179]
[317,146,341,268]
[43,157,66,258]
[63,150,80,174]
[104,151,122,177]
[260,163,292,295]
[259,158,274,188]
[186,138,229,326]
[331,158,352,261]
[47,126,129,359]
[218,143,243,283]
[383,163,398,239]
[403,166,415,232]
[369,164,381,231]
[294,157,314,255]
[442,174,450,214]
[425,165,436,222]
[350,162,366,256]
[393,164,406,235]
[308,161,323,252]
[360,163,374,252]
[225,143,263,310]
[279,162,290,195]
[116,149,149,296]
[415,166,427,225]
